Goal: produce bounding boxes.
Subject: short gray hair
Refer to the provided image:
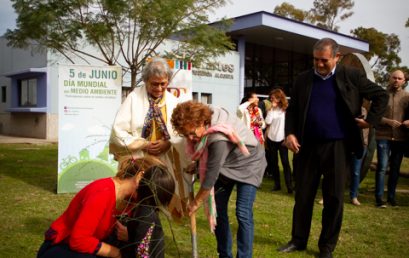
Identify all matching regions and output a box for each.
[141,57,173,83]
[313,38,339,57]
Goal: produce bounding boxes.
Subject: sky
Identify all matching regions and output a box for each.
[1,0,408,66]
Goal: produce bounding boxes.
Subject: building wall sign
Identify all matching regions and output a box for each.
[192,52,240,113]
[193,62,235,80]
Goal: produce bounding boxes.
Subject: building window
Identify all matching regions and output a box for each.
[192,92,199,101]
[19,78,37,107]
[201,93,212,104]
[1,86,6,103]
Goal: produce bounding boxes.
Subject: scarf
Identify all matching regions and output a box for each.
[141,95,170,141]
[187,124,250,232]
[248,105,264,145]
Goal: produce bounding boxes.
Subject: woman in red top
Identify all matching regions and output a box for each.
[37,156,175,258]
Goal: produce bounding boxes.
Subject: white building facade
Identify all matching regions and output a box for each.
[0,11,369,140]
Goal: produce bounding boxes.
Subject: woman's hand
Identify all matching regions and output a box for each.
[115,221,128,242]
[144,140,171,155]
[185,161,197,174]
[188,199,201,216]
[188,188,211,216]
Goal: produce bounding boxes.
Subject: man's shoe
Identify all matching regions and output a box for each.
[277,242,305,253]
[287,188,293,194]
[319,250,333,258]
[272,186,281,191]
[387,199,397,207]
[376,200,387,208]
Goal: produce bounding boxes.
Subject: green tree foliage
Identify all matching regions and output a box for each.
[274,1,354,32]
[273,2,310,22]
[350,27,406,84]
[6,0,234,87]
[309,0,354,32]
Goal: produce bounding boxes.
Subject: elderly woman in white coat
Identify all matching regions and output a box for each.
[109,57,189,218]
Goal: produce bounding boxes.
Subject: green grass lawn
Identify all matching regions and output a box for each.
[1,144,409,258]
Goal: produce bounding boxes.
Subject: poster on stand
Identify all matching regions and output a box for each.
[57,65,122,193]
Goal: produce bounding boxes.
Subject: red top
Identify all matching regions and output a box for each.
[45,178,119,254]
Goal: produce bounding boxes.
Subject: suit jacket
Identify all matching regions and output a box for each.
[285,65,388,158]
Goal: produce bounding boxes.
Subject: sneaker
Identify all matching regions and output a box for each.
[387,199,397,207]
[376,200,387,208]
[351,198,361,206]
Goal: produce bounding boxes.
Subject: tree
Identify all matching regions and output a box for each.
[350,27,402,83]
[6,0,234,88]
[274,1,354,32]
[406,18,409,27]
[273,2,310,22]
[309,0,354,31]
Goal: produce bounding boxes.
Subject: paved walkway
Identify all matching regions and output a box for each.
[0,134,57,144]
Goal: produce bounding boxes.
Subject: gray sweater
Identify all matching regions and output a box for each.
[201,106,267,189]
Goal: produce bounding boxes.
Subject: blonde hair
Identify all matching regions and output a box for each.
[116,155,164,179]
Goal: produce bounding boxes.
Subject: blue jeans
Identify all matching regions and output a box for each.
[350,147,367,199]
[214,176,257,258]
[375,140,405,201]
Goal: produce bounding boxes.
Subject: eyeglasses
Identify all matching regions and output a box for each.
[180,126,202,138]
[149,81,168,88]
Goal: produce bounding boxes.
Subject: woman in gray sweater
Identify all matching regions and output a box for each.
[171,101,266,258]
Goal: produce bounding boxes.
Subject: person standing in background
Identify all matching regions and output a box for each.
[278,38,388,258]
[374,69,409,207]
[264,88,293,193]
[237,91,266,145]
[350,100,371,206]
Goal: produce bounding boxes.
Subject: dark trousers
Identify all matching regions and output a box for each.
[265,138,293,190]
[291,140,349,252]
[37,241,100,258]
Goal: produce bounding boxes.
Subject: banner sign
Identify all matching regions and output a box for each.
[167,60,192,102]
[58,65,122,193]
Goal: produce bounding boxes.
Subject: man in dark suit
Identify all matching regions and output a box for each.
[277,38,388,258]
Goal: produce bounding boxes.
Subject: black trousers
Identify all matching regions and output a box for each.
[291,140,349,252]
[265,138,292,190]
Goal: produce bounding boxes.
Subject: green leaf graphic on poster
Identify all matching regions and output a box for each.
[58,159,115,193]
[58,144,117,193]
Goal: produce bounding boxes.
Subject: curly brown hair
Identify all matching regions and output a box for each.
[171,101,212,135]
[269,88,289,111]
